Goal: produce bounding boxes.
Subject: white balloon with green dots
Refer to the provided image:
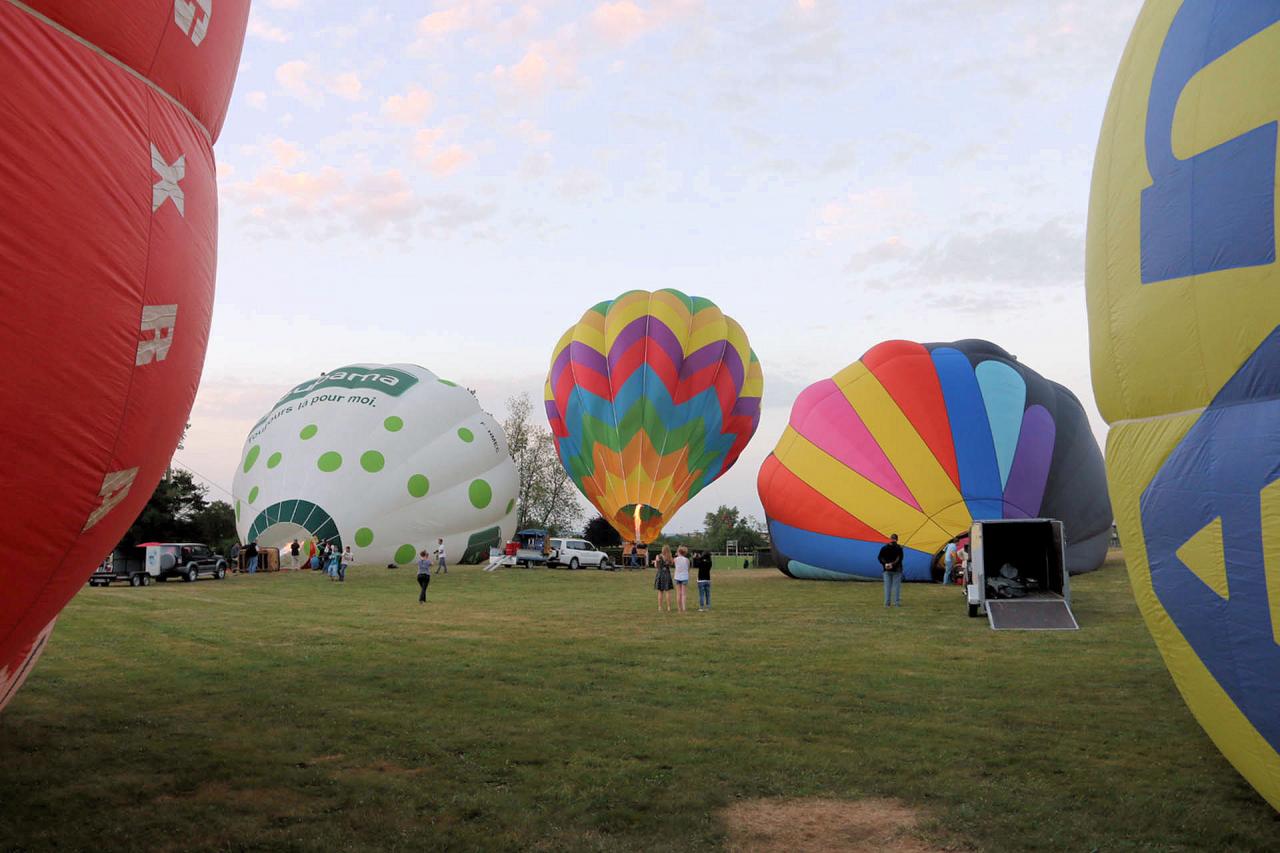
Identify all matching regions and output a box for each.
[231,364,518,567]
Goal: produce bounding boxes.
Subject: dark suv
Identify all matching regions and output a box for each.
[158,543,228,583]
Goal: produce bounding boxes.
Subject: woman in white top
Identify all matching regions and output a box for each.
[673,546,691,613]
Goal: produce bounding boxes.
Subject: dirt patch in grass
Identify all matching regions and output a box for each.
[720,797,943,852]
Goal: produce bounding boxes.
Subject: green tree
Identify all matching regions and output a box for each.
[117,469,210,549]
[583,515,621,547]
[503,393,583,533]
[702,505,765,553]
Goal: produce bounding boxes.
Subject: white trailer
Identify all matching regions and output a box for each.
[965,518,1078,630]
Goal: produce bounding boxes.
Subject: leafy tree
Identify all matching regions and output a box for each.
[190,499,237,555]
[583,515,621,547]
[118,469,210,549]
[701,505,766,553]
[503,393,583,533]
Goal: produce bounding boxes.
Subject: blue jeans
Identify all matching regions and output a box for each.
[247,556,258,574]
[943,560,953,585]
[697,580,711,608]
[883,570,902,605]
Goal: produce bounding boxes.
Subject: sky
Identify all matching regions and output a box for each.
[183,0,1146,532]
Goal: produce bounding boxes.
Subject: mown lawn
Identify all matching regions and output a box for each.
[1,555,1276,851]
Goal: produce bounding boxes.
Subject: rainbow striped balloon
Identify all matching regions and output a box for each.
[545,289,764,542]
[758,340,1111,581]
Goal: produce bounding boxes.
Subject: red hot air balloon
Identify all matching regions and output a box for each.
[0,1,250,711]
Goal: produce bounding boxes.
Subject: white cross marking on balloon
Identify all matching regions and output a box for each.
[151,144,185,216]
[173,0,212,46]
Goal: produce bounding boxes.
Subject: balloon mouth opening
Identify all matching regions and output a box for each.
[617,504,663,544]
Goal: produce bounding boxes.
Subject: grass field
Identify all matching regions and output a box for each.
[1,555,1276,851]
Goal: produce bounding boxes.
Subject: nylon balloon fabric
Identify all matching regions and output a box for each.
[1086,0,1280,811]
[759,340,1111,582]
[544,290,764,543]
[0,1,249,711]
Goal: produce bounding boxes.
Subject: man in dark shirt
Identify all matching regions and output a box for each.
[695,550,713,610]
[878,534,904,607]
[245,540,259,575]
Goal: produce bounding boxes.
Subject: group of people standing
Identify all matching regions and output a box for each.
[652,545,713,612]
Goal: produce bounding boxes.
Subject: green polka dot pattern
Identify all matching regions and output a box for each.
[395,544,416,564]
[267,452,282,469]
[317,451,342,472]
[383,416,403,432]
[355,527,374,547]
[407,474,430,498]
[457,427,474,443]
[300,424,318,440]
[360,451,385,473]
[505,498,515,515]
[243,445,260,473]
[469,479,492,509]
[248,486,259,504]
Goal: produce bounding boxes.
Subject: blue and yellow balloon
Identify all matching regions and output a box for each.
[1087,0,1280,810]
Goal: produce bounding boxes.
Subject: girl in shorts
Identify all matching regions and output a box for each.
[653,545,674,612]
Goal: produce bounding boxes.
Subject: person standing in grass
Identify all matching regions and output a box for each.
[653,545,674,612]
[416,550,432,603]
[435,538,448,574]
[695,550,713,611]
[879,533,904,607]
[339,545,353,583]
[245,540,259,575]
[290,538,301,569]
[673,546,691,613]
[943,538,958,586]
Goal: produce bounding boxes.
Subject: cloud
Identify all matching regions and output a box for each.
[245,91,268,110]
[844,219,1086,312]
[491,41,579,97]
[382,86,436,125]
[417,1,480,38]
[815,185,917,243]
[266,138,306,169]
[248,14,292,43]
[591,2,651,45]
[275,60,316,101]
[515,118,552,146]
[274,61,365,105]
[411,127,476,177]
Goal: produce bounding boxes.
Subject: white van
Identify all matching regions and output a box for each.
[548,538,612,570]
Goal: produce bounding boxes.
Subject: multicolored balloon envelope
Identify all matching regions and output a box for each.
[544,289,764,542]
[232,365,518,568]
[0,1,249,711]
[759,340,1111,582]
[1087,0,1280,810]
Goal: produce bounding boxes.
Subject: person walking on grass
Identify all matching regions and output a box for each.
[879,533,904,607]
[653,545,674,612]
[417,550,432,603]
[695,550,713,611]
[434,538,448,574]
[339,545,353,583]
[290,538,301,569]
[673,546,691,612]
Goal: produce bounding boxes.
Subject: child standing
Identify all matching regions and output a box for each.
[653,545,673,612]
[339,545,353,583]
[673,546,691,613]
[695,550,712,610]
[416,550,432,603]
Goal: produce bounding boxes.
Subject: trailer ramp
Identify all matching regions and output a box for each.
[987,598,1078,630]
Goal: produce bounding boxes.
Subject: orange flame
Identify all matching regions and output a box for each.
[634,504,643,544]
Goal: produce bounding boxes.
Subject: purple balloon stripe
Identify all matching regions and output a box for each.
[605,316,684,378]
[679,341,745,392]
[548,345,573,387]
[731,395,761,417]
[1002,404,1055,517]
[566,341,609,381]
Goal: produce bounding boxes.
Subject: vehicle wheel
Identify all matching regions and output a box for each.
[130,575,142,587]
[185,566,198,583]
[143,576,152,586]
[215,566,226,580]
[569,557,580,570]
[968,603,979,618]
[599,558,611,570]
